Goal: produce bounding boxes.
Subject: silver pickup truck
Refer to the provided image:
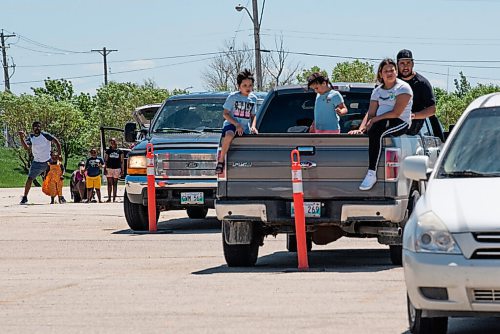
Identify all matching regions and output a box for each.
[216,84,445,267]
[124,92,266,231]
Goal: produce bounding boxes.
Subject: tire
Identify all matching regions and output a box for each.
[407,294,448,334]
[286,234,312,252]
[390,245,403,265]
[222,223,261,267]
[123,190,159,231]
[186,207,208,219]
[391,188,421,266]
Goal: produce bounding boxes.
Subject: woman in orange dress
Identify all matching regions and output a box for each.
[44,151,66,204]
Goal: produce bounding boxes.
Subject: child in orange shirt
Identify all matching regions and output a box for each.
[43,151,66,204]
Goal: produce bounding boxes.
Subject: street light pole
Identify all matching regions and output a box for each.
[236,1,263,90]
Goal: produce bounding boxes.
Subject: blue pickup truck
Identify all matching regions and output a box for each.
[124,91,267,230]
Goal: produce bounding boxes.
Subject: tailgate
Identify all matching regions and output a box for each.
[222,134,390,199]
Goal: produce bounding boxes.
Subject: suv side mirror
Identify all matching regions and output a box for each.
[403,155,430,181]
[124,122,137,142]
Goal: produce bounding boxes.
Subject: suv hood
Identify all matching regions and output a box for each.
[420,178,500,232]
[133,132,221,150]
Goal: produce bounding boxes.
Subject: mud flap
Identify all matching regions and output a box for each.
[223,220,253,245]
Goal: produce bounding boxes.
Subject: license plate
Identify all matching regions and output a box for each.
[291,202,321,218]
[180,192,204,205]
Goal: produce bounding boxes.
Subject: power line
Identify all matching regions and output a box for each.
[3,30,91,54]
[7,55,218,86]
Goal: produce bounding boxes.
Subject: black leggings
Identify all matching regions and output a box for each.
[367,118,409,170]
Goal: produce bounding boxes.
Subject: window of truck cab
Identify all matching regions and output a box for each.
[151,98,226,132]
[257,91,371,133]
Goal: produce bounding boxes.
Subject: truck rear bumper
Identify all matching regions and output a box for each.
[215,198,407,226]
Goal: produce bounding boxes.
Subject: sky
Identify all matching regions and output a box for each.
[2,0,500,95]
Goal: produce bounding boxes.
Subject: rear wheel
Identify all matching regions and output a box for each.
[286,234,312,252]
[391,188,421,266]
[222,223,261,267]
[186,207,208,219]
[390,245,403,265]
[407,294,448,334]
[123,191,159,231]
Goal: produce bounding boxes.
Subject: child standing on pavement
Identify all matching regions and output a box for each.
[307,72,348,133]
[215,69,258,174]
[85,148,104,203]
[43,151,66,204]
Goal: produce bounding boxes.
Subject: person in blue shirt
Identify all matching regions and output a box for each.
[84,148,104,203]
[307,72,348,133]
[216,69,258,174]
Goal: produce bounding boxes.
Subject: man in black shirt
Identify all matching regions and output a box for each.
[397,49,436,135]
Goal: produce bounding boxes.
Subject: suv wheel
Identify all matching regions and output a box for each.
[186,207,208,219]
[123,190,159,231]
[407,294,448,334]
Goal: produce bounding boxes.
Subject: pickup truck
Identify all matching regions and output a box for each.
[216,84,445,267]
[124,92,266,231]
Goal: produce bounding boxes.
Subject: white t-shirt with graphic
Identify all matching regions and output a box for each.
[222,91,257,134]
[371,78,413,124]
[27,132,54,162]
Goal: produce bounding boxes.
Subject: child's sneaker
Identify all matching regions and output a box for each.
[20,196,28,204]
[59,196,67,204]
[50,197,55,204]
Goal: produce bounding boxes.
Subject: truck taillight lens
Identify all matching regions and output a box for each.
[385,148,400,181]
[216,149,226,180]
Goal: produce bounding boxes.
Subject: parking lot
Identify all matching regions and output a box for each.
[0,187,498,333]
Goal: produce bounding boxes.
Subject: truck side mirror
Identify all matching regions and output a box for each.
[124,122,137,142]
[403,155,430,181]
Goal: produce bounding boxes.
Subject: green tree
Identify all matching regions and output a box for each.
[332,60,375,83]
[90,81,170,147]
[296,66,328,84]
[32,78,74,101]
[0,92,89,170]
[453,72,471,98]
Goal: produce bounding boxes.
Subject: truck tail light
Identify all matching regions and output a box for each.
[385,148,400,181]
[216,148,226,181]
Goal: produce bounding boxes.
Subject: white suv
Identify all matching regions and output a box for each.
[402,93,500,334]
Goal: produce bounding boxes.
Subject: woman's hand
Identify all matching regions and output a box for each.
[250,126,258,134]
[366,116,380,131]
[348,128,366,135]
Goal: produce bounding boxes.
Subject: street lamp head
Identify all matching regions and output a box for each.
[235,4,244,12]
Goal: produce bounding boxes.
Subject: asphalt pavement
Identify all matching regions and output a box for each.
[0,187,499,333]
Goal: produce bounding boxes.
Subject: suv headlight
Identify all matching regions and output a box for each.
[127,155,147,175]
[415,212,462,254]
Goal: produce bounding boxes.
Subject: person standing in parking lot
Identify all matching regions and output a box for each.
[85,148,104,203]
[104,138,124,202]
[18,121,62,204]
[397,49,436,135]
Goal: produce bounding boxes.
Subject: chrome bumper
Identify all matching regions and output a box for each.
[341,199,407,223]
[125,175,217,195]
[404,250,500,315]
[215,202,268,222]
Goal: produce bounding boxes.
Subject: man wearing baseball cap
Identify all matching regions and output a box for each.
[397,49,436,135]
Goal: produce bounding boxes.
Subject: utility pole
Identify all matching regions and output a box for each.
[235,1,264,90]
[251,0,263,91]
[1,30,16,92]
[91,47,117,85]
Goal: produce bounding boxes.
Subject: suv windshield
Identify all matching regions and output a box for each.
[258,91,371,133]
[151,98,226,133]
[437,107,500,178]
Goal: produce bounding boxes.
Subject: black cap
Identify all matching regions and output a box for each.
[397,49,413,61]
[78,161,85,166]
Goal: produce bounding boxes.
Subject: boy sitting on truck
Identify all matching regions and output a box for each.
[215,69,258,174]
